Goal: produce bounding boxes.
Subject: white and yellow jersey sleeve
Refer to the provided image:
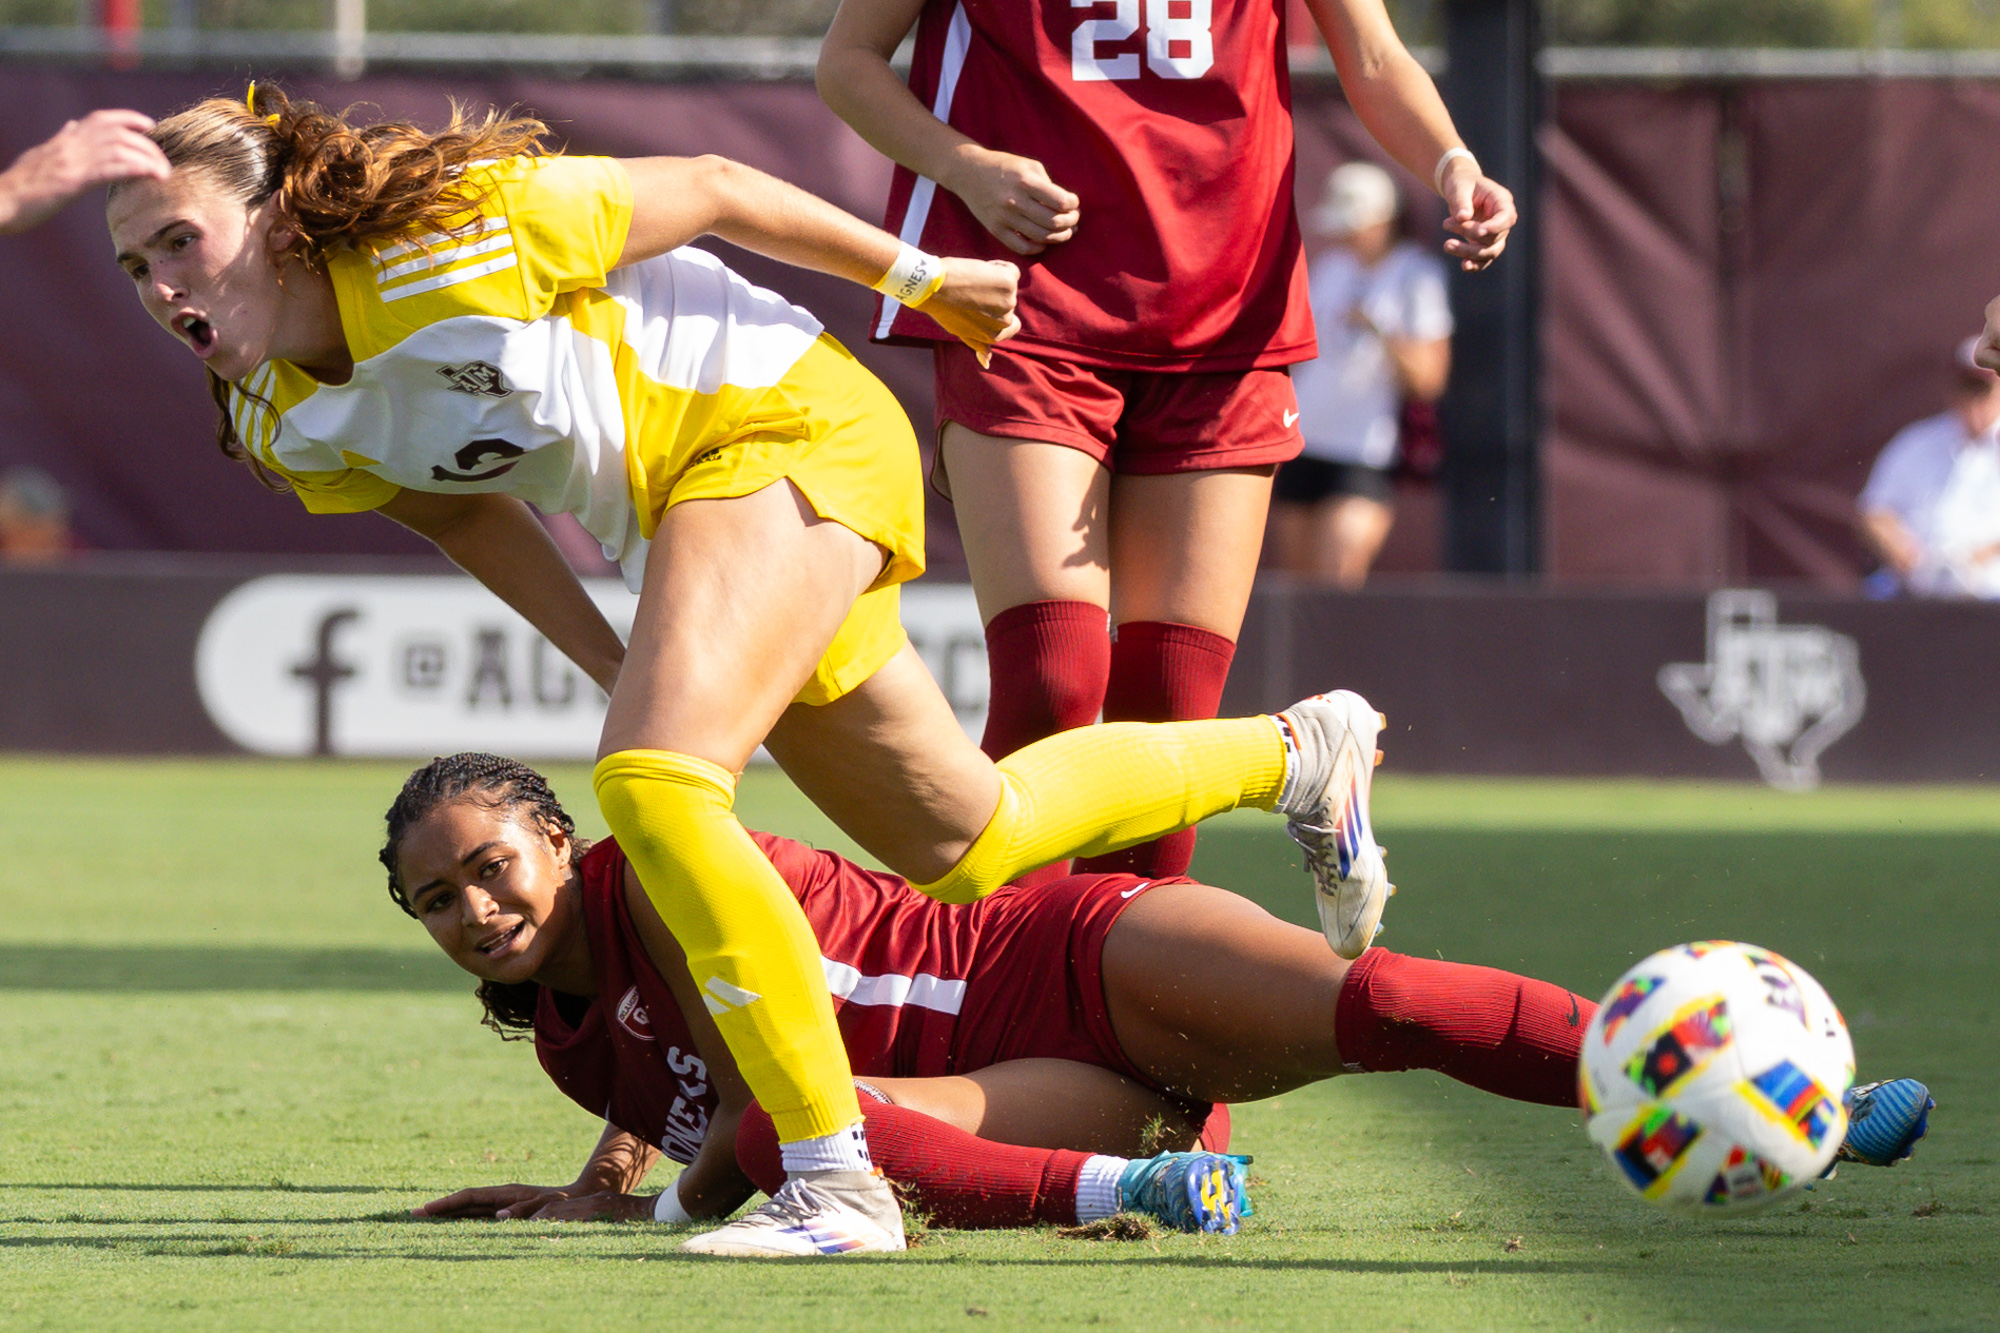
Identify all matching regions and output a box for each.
[235,153,833,590]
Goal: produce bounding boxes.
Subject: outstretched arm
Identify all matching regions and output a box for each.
[816,0,1080,257]
[413,1119,662,1221]
[377,491,626,694]
[1859,507,1922,578]
[0,109,169,235]
[1302,0,1515,271]
[614,155,1020,363]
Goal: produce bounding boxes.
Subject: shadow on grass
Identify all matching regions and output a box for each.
[0,946,465,992]
[4,1218,401,1231]
[0,1232,1615,1273]
[1,1183,398,1194]
[1187,824,2000,995]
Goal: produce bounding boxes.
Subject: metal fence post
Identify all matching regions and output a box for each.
[1438,0,1542,576]
[334,0,365,77]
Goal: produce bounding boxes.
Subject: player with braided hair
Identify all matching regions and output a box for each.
[384,754,1931,1236]
[104,90,1390,1255]
[379,752,586,1036]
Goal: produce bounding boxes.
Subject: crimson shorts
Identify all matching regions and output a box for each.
[933,342,1304,477]
[944,871,1232,1152]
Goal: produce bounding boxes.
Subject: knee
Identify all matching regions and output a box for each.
[907,833,1009,904]
[592,748,736,828]
[905,778,1021,906]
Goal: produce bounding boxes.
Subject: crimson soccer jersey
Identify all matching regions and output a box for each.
[534,835,1193,1164]
[873,0,1316,371]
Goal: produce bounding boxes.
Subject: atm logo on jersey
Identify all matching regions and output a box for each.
[436,360,511,397]
[615,986,656,1042]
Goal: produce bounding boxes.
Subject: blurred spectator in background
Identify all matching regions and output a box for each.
[0,115,163,564]
[1857,337,2000,598]
[1270,162,1452,588]
[0,465,76,561]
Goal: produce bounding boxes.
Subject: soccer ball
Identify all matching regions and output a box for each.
[1580,941,1855,1216]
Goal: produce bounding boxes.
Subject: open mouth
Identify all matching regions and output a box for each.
[175,312,215,355]
[476,921,526,957]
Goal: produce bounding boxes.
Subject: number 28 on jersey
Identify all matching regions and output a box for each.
[1072,0,1214,81]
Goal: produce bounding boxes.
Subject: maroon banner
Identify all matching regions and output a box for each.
[1542,79,2000,588]
[7,557,1998,783]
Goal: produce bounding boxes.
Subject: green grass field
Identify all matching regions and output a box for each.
[1,758,1995,1331]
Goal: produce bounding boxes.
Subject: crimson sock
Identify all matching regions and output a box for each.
[734,1096,1094,1229]
[1073,620,1237,878]
[978,600,1111,886]
[1334,949,1595,1108]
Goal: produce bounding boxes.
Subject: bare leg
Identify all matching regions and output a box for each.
[1100,883,1353,1103]
[764,643,1000,879]
[866,1060,1202,1157]
[1311,494,1396,589]
[592,479,889,1146]
[1106,467,1273,636]
[939,425,1111,622]
[769,651,1283,894]
[1102,884,1594,1110]
[599,480,880,764]
[758,444,1289,892]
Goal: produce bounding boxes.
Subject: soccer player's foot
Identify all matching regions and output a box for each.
[1833,1078,1934,1168]
[679,1169,906,1257]
[1274,689,1389,959]
[1115,1152,1252,1235]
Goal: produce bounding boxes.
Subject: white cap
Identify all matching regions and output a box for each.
[1309,161,1399,237]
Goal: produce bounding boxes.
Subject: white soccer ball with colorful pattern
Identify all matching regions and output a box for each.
[1580,941,1855,1215]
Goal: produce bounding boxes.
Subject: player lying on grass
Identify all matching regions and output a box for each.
[102,88,1390,1255]
[386,755,1930,1250]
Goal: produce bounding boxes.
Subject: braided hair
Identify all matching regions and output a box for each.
[380,753,588,1040]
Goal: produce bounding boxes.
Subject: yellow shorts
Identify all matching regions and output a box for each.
[646,333,927,707]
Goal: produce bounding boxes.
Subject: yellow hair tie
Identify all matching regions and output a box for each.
[245,81,279,126]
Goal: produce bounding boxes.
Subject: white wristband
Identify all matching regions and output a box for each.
[1433,146,1478,194]
[653,1185,692,1225]
[873,242,946,309]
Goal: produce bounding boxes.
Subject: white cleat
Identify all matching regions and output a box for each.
[679,1169,906,1258]
[1273,689,1389,959]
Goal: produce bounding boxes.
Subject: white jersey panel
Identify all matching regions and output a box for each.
[606,246,822,393]
[270,314,648,585]
[252,248,824,593]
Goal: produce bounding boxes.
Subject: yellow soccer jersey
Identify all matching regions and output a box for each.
[232,154,827,589]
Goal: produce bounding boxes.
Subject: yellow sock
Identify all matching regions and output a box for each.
[911,715,1286,905]
[593,749,860,1144]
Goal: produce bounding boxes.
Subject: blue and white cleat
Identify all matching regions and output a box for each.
[680,1169,905,1257]
[1834,1078,1934,1168]
[1275,689,1390,959]
[1116,1151,1253,1235]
